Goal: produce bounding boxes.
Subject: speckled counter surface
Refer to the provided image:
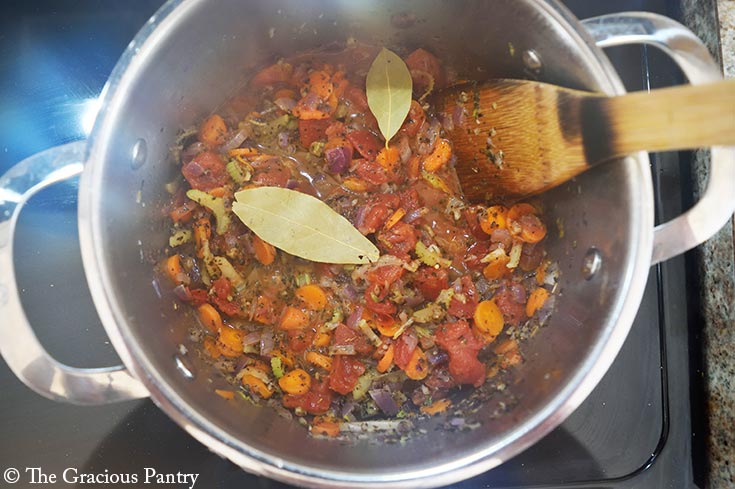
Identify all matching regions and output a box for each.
[682,1,735,487]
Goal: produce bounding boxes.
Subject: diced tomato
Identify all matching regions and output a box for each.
[283,379,333,414]
[462,207,492,241]
[364,285,397,316]
[253,295,282,325]
[211,277,241,317]
[493,285,527,326]
[448,276,479,318]
[354,159,388,185]
[344,86,369,112]
[169,200,197,223]
[333,322,373,355]
[299,119,332,148]
[252,161,291,187]
[182,151,227,191]
[357,203,392,235]
[367,265,405,288]
[463,240,490,271]
[347,130,383,161]
[435,320,485,387]
[328,355,366,395]
[189,288,209,306]
[413,266,449,301]
[405,48,443,89]
[393,334,417,370]
[287,327,316,353]
[250,62,293,89]
[398,188,421,212]
[376,222,418,260]
[401,100,426,137]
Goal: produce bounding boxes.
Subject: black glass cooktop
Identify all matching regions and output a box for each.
[0,1,707,488]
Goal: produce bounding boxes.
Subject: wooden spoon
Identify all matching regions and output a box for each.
[437,79,735,202]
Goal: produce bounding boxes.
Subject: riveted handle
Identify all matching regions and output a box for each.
[582,12,735,265]
[0,141,149,404]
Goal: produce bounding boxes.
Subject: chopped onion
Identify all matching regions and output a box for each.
[243,332,261,346]
[404,207,428,223]
[221,128,249,152]
[325,146,352,174]
[346,306,363,328]
[274,97,296,112]
[182,142,206,161]
[172,284,192,301]
[426,349,448,366]
[259,331,274,355]
[369,389,400,416]
[329,344,356,355]
[402,330,418,352]
[277,131,290,148]
[507,242,523,269]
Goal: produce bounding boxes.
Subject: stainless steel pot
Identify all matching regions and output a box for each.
[1,1,733,487]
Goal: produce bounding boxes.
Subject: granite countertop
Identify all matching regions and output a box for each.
[685,1,735,487]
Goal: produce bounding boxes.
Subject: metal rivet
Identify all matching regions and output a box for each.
[522,49,542,71]
[582,247,602,280]
[131,138,147,169]
[174,355,195,380]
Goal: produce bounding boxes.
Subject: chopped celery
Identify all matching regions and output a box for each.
[226,159,252,184]
[169,229,192,248]
[415,241,452,268]
[186,189,231,234]
[271,357,284,379]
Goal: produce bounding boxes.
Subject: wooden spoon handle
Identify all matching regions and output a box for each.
[602,79,735,159]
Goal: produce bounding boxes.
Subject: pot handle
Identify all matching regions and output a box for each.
[581,12,735,265]
[0,141,149,404]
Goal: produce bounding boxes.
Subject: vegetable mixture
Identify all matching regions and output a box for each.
[162,44,556,438]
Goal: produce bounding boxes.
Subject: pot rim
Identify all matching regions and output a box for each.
[77,0,654,486]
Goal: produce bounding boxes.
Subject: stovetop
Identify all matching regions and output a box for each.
[0,1,706,488]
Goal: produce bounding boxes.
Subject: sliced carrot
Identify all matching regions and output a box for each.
[423,138,452,173]
[384,208,406,231]
[526,288,550,317]
[343,177,370,192]
[377,344,395,373]
[241,374,273,399]
[198,303,222,332]
[404,346,429,380]
[214,389,235,400]
[208,187,226,198]
[480,205,508,234]
[307,70,334,100]
[482,251,511,280]
[218,326,245,357]
[295,284,328,311]
[253,235,277,265]
[311,416,341,437]
[407,155,421,180]
[203,336,221,359]
[199,114,228,147]
[519,216,547,243]
[306,351,332,371]
[420,398,452,415]
[507,203,537,221]
[279,306,309,330]
[376,145,400,172]
[473,299,504,344]
[253,295,278,325]
[166,255,183,284]
[312,325,332,347]
[228,147,259,157]
[278,368,312,395]
[272,350,295,368]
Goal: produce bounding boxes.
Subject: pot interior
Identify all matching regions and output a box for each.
[86,0,647,483]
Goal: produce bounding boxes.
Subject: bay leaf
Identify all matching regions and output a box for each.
[232,187,380,264]
[366,47,413,145]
